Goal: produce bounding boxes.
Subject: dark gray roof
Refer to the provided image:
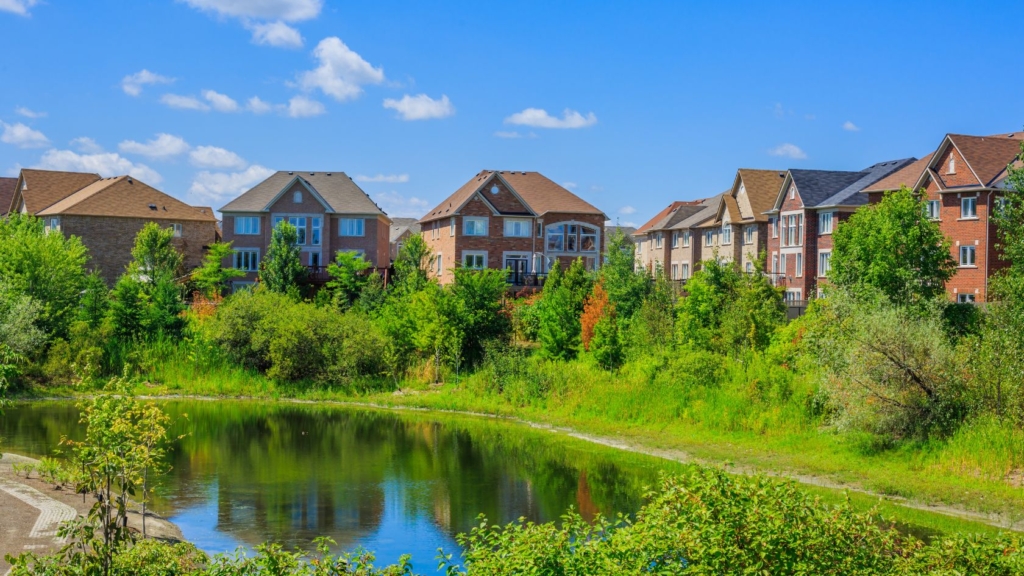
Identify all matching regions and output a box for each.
[390,217,422,243]
[219,171,387,216]
[672,194,724,229]
[786,159,917,210]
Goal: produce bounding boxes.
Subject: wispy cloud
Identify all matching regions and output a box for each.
[285,95,325,117]
[0,122,49,148]
[160,93,210,111]
[768,143,807,160]
[70,137,103,154]
[505,108,597,129]
[180,0,322,48]
[618,206,636,215]
[202,89,240,112]
[121,69,174,96]
[562,182,578,190]
[0,0,38,16]
[15,106,45,118]
[248,20,304,48]
[297,37,384,101]
[494,131,537,139]
[190,145,247,170]
[355,174,409,184]
[36,149,161,183]
[383,94,454,120]
[119,133,190,159]
[373,190,430,218]
[843,120,860,132]
[189,164,275,202]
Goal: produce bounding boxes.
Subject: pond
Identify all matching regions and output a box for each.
[0,400,684,569]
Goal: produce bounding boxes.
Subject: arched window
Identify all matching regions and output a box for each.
[293,190,302,203]
[948,155,956,174]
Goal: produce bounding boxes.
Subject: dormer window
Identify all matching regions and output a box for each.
[948,155,956,175]
[293,190,302,203]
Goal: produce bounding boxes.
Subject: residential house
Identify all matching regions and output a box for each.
[389,217,422,261]
[666,194,724,281]
[220,171,392,290]
[632,201,705,273]
[605,225,636,246]
[7,169,219,284]
[764,159,916,302]
[862,132,1024,303]
[419,170,607,285]
[713,169,785,273]
[0,177,16,217]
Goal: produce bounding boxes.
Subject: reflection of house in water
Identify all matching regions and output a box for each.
[575,471,599,521]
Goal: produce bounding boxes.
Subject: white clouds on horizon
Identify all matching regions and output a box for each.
[190,145,247,170]
[505,108,597,129]
[768,143,807,160]
[355,174,409,184]
[0,0,39,17]
[119,133,191,159]
[843,120,861,132]
[383,94,454,121]
[297,37,384,101]
[1,122,49,148]
[122,69,174,96]
[35,149,162,183]
[70,137,104,154]
[373,190,429,218]
[189,164,275,203]
[15,106,45,118]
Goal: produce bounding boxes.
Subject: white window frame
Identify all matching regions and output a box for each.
[745,261,753,273]
[780,253,787,275]
[818,250,832,278]
[771,217,778,239]
[234,248,260,272]
[682,230,691,247]
[772,253,779,275]
[957,293,976,304]
[436,253,443,275]
[795,253,803,277]
[45,217,61,233]
[961,196,977,219]
[681,262,690,279]
[339,218,365,237]
[547,224,565,252]
[504,218,532,238]
[948,155,956,175]
[959,245,976,267]
[818,211,834,235]
[450,217,456,237]
[925,200,941,220]
[671,231,679,248]
[463,216,489,237]
[655,232,663,249]
[704,229,714,247]
[721,224,732,245]
[234,216,260,235]
[172,223,183,237]
[671,263,679,279]
[744,225,754,245]
[462,250,488,270]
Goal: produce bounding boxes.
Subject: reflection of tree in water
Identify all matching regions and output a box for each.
[4,401,666,553]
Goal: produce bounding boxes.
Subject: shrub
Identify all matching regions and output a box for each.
[42,339,75,385]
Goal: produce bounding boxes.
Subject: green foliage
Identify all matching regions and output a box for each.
[261,220,306,294]
[719,257,786,353]
[393,233,431,294]
[831,186,956,308]
[128,222,184,280]
[78,272,109,329]
[326,251,371,310]
[676,259,741,351]
[537,260,593,360]
[107,274,185,342]
[448,267,511,366]
[0,282,46,357]
[599,229,650,321]
[0,214,90,339]
[192,242,245,298]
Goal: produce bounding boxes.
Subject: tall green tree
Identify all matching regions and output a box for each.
[326,251,371,310]
[676,259,741,351]
[537,259,593,360]
[127,222,183,280]
[720,257,787,352]
[0,214,90,339]
[192,242,244,298]
[260,220,306,295]
[449,267,511,366]
[393,233,431,294]
[831,186,956,307]
[599,230,651,322]
[108,226,187,341]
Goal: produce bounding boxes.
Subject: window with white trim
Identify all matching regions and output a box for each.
[462,251,487,269]
[789,185,796,200]
[671,231,679,248]
[463,217,488,236]
[681,263,690,279]
[504,218,531,237]
[795,253,803,277]
[682,230,691,247]
[721,224,732,245]
[436,253,443,275]
[704,229,714,247]
[818,212,834,235]
[745,261,753,273]
[772,254,779,275]
[957,293,976,304]
[671,263,679,279]
[546,225,564,251]
[961,196,977,219]
[580,226,598,252]
[655,232,663,249]
[45,217,60,233]
[293,190,302,203]
[235,249,260,272]
[340,218,365,237]
[172,223,183,237]
[925,200,941,220]
[948,155,956,175]
[450,217,456,237]
[311,218,322,245]
[780,253,787,274]
[771,217,778,238]
[234,216,260,235]
[960,245,976,267]
[288,217,306,245]
[819,251,832,277]
[744,225,754,245]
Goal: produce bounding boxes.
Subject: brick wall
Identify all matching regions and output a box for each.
[62,215,217,285]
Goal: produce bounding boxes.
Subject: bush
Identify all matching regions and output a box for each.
[43,339,75,385]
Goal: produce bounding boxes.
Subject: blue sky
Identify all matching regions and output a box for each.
[1,0,1021,226]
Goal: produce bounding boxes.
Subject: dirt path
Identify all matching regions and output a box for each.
[0,453,183,573]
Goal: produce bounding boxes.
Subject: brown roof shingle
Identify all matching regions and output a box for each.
[862,156,931,193]
[0,177,16,216]
[38,176,217,221]
[19,169,102,214]
[219,171,386,216]
[634,200,703,234]
[421,170,605,223]
[736,169,785,221]
[950,134,1024,187]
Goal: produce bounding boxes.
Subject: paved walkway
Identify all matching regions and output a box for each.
[0,454,76,574]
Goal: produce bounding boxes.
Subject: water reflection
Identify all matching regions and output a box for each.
[1,401,669,567]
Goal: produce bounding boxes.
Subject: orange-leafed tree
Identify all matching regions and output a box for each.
[581,280,611,352]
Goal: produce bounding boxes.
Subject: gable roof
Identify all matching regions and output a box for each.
[816,158,917,207]
[634,200,704,235]
[37,176,217,221]
[672,193,726,230]
[17,169,102,214]
[769,159,916,212]
[0,177,16,216]
[421,170,605,223]
[219,171,386,216]
[735,169,785,221]
[944,134,1023,188]
[862,156,931,193]
[389,217,422,243]
[721,193,741,222]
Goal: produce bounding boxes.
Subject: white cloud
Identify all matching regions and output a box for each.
[562,182,578,189]
[618,206,636,215]
[179,0,322,21]
[119,133,191,159]
[494,131,538,139]
[768,143,807,160]
[160,93,210,111]
[373,190,430,218]
[247,96,274,114]
[248,20,303,48]
[355,173,409,184]
[504,108,597,129]
[36,149,161,183]
[0,0,38,16]
[843,120,860,132]
[70,137,104,154]
[189,164,275,202]
[202,89,240,112]
[297,37,384,101]
[286,95,325,117]
[15,106,45,118]
[382,94,454,121]
[190,145,247,170]
[1,122,49,148]
[121,69,174,97]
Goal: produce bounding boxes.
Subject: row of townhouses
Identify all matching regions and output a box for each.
[634,131,1023,303]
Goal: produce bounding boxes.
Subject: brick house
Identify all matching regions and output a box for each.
[0,177,16,217]
[632,200,706,274]
[389,217,422,262]
[862,132,1024,303]
[666,194,723,281]
[219,171,392,290]
[712,169,785,273]
[7,169,219,284]
[763,159,916,302]
[419,170,607,285]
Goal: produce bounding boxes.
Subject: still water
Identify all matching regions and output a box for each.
[1,400,679,569]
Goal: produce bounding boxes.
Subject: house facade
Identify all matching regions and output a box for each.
[667,195,723,281]
[419,170,607,284]
[0,177,16,217]
[389,217,422,262]
[713,169,783,273]
[632,200,705,274]
[764,159,916,302]
[863,132,1023,303]
[7,169,218,284]
[219,171,392,289]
